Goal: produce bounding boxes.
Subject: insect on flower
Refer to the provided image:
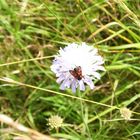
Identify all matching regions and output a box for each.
[69,66,83,80]
[51,42,105,93]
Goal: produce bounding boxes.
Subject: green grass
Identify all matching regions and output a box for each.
[0,0,140,139]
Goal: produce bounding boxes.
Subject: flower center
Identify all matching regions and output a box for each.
[69,66,83,80]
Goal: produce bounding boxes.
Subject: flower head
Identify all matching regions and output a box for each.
[51,42,105,93]
[120,107,132,120]
[48,115,63,129]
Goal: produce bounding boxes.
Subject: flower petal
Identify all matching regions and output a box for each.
[79,80,85,91]
[91,71,101,79]
[84,76,94,89]
[71,80,77,93]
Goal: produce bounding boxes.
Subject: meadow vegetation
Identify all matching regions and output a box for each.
[0,0,140,139]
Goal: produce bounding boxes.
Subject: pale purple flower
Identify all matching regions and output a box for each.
[51,42,105,93]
